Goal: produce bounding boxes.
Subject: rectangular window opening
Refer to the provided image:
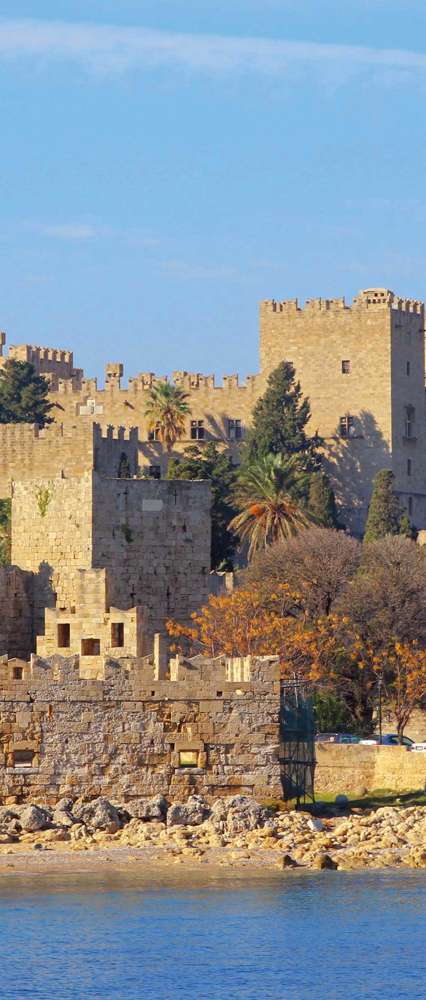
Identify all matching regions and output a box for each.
[13,666,23,680]
[111,622,124,648]
[13,749,34,768]
[341,360,351,374]
[406,361,411,376]
[405,406,415,439]
[179,750,199,768]
[81,638,101,657]
[148,423,161,442]
[228,418,242,440]
[407,459,412,476]
[57,623,71,648]
[339,415,355,439]
[190,420,204,441]
[408,497,413,516]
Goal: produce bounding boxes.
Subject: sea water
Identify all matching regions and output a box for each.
[0,869,424,999]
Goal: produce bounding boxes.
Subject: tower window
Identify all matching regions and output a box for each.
[339,415,356,439]
[13,750,34,769]
[111,622,124,648]
[228,419,242,440]
[148,423,161,442]
[191,420,204,441]
[407,459,412,476]
[408,497,413,516]
[406,361,410,376]
[57,623,70,648]
[404,406,415,439]
[81,638,101,656]
[341,360,351,375]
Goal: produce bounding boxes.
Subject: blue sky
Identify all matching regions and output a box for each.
[1,2,426,380]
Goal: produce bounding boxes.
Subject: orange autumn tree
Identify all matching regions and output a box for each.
[373,641,426,742]
[167,587,301,659]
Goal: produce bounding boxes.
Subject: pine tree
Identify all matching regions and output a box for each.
[0,359,53,426]
[308,471,339,528]
[245,361,322,468]
[167,443,237,569]
[364,470,404,542]
[399,512,416,540]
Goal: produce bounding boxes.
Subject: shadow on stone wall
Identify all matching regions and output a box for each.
[325,410,391,533]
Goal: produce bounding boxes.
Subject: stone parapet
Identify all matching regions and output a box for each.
[0,653,283,804]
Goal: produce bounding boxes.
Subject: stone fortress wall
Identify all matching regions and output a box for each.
[11,468,211,646]
[1,286,424,534]
[0,566,34,660]
[0,422,139,497]
[260,289,426,533]
[0,653,283,805]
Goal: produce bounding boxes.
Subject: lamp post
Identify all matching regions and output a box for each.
[378,677,383,743]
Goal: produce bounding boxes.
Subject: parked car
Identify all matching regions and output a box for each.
[359,734,414,747]
[408,741,426,753]
[316,733,360,744]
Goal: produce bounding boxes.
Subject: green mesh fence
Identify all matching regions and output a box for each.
[281,681,316,805]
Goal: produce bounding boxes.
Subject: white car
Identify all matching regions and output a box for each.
[408,741,426,752]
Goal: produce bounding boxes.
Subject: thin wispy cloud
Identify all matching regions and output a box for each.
[0,19,425,81]
[40,223,101,240]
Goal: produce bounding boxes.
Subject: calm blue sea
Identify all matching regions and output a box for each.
[0,869,424,999]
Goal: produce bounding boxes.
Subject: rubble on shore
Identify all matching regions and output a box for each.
[1,794,426,872]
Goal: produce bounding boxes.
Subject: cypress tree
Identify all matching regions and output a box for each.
[0,359,53,426]
[364,470,404,542]
[308,471,339,528]
[245,361,321,469]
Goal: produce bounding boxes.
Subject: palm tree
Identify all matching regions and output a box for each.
[229,453,314,559]
[144,382,191,453]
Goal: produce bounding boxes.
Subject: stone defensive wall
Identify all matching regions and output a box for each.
[260,288,425,317]
[0,339,83,382]
[0,422,139,497]
[0,567,35,661]
[316,743,426,797]
[0,653,282,805]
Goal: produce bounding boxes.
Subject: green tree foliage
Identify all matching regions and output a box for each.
[313,692,355,735]
[364,469,406,542]
[308,471,339,528]
[0,359,54,426]
[229,453,314,559]
[167,443,237,569]
[0,499,11,566]
[245,361,322,469]
[399,511,417,540]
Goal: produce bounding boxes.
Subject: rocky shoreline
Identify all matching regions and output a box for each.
[0,794,426,873]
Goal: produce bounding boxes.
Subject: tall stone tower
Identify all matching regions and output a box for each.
[260,289,426,534]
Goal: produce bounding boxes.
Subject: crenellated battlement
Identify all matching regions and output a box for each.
[0,650,279,701]
[0,421,139,496]
[0,335,84,380]
[261,288,425,317]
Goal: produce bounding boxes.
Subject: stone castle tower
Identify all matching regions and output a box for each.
[1,286,425,534]
[260,288,426,533]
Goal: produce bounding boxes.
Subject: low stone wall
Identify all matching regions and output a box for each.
[0,654,283,806]
[316,743,426,796]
